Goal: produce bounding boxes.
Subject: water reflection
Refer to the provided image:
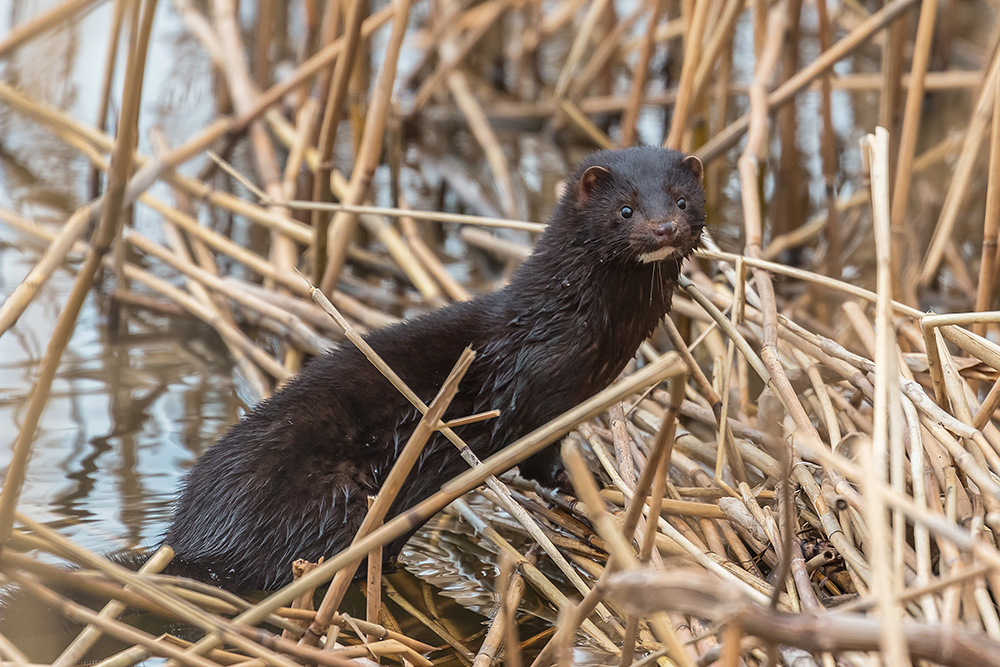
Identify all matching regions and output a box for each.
[0,0,235,553]
[0,263,241,552]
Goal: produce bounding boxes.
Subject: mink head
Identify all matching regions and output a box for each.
[552,146,706,266]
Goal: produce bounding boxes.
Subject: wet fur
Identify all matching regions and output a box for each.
[164,146,706,590]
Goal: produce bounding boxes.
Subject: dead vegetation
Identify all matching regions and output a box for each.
[3,0,1000,666]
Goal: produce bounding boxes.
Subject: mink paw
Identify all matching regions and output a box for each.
[519,463,574,495]
[549,467,574,494]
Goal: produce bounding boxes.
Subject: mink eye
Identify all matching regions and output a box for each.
[677,198,687,210]
[620,206,633,219]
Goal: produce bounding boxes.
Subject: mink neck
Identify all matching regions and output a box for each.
[505,231,679,362]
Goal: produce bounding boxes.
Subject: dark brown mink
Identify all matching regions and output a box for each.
[162,146,706,591]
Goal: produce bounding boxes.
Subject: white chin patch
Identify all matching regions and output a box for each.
[638,246,679,263]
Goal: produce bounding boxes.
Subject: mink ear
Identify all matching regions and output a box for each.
[683,155,704,182]
[578,165,612,200]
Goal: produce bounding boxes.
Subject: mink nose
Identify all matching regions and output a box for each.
[654,221,678,239]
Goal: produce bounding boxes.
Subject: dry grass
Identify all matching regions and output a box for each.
[3,1,1000,666]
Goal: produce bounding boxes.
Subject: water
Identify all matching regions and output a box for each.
[1,0,238,555]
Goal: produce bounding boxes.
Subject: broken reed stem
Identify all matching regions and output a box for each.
[502,564,524,667]
[472,557,513,667]
[608,569,1000,667]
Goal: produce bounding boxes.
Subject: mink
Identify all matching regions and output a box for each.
[163,146,706,590]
